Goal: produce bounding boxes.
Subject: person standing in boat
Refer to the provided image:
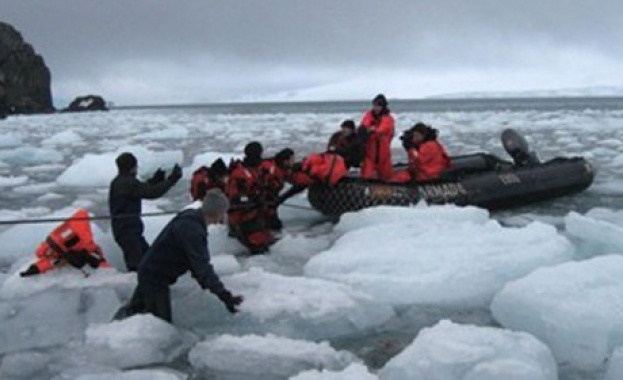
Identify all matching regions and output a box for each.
[327,119,363,169]
[359,94,395,180]
[394,122,451,182]
[109,152,182,272]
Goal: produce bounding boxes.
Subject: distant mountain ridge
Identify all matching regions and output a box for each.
[430,86,623,99]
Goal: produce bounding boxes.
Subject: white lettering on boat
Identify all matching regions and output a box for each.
[498,173,521,185]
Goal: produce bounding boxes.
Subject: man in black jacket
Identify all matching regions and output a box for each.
[109,152,182,271]
[114,189,243,323]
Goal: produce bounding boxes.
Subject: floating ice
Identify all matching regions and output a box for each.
[174,267,394,339]
[188,334,355,379]
[57,146,183,187]
[0,175,28,187]
[291,363,378,380]
[74,368,188,380]
[187,151,240,174]
[0,351,51,380]
[491,255,623,370]
[0,133,22,148]
[306,206,573,308]
[84,314,194,369]
[379,320,557,380]
[0,286,122,355]
[0,146,63,166]
[137,126,189,141]
[565,209,623,257]
[43,130,84,146]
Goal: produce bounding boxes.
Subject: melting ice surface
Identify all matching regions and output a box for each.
[0,101,622,379]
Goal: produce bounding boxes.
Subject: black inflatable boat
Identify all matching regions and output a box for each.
[307,129,595,215]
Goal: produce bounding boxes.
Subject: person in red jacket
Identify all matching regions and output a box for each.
[190,158,228,201]
[394,123,451,182]
[20,209,110,277]
[359,94,395,180]
[259,148,313,231]
[226,142,274,254]
[301,151,348,186]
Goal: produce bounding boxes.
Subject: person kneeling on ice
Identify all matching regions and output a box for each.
[226,141,275,255]
[190,158,229,201]
[20,209,110,277]
[114,189,243,323]
[393,122,451,182]
[259,148,313,231]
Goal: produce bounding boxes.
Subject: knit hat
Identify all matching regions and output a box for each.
[372,94,388,107]
[275,148,294,165]
[116,152,137,174]
[412,122,429,136]
[202,189,230,215]
[244,141,263,159]
[210,158,228,178]
[340,120,356,130]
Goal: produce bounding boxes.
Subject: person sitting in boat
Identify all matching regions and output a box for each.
[393,122,451,182]
[190,158,228,201]
[327,119,363,169]
[20,209,110,277]
[359,94,395,180]
[301,149,348,186]
[259,148,313,231]
[226,141,275,255]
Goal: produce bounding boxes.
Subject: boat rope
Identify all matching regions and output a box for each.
[0,202,315,226]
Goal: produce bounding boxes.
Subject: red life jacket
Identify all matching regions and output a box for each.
[302,153,348,186]
[33,209,109,274]
[412,139,451,181]
[190,166,226,201]
[226,161,264,224]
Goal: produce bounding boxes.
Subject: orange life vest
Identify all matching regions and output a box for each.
[32,209,109,274]
[302,153,348,186]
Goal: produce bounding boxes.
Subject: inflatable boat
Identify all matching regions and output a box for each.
[307,129,595,215]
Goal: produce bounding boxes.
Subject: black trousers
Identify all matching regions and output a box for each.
[114,282,172,323]
[116,236,149,272]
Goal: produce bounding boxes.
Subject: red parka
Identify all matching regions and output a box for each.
[360,110,394,180]
[302,153,348,186]
[29,209,109,274]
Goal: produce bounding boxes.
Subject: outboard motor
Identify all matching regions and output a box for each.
[501,128,539,167]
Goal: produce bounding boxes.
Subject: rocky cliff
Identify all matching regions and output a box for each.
[0,21,53,115]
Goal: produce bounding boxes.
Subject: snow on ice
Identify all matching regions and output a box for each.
[379,320,557,380]
[491,255,623,371]
[188,334,355,378]
[305,206,574,308]
[0,105,621,379]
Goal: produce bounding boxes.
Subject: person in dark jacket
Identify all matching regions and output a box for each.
[114,189,243,323]
[109,152,182,271]
[327,119,363,168]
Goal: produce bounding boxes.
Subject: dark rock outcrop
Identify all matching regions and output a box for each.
[63,95,109,112]
[0,21,53,115]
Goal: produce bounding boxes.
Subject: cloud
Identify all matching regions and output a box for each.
[2,0,623,105]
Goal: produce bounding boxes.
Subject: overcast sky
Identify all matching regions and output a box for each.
[2,0,622,106]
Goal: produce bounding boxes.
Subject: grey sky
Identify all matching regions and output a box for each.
[2,0,622,106]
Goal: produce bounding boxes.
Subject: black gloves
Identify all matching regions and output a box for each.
[217,290,244,314]
[147,168,166,185]
[20,264,40,277]
[167,164,183,184]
